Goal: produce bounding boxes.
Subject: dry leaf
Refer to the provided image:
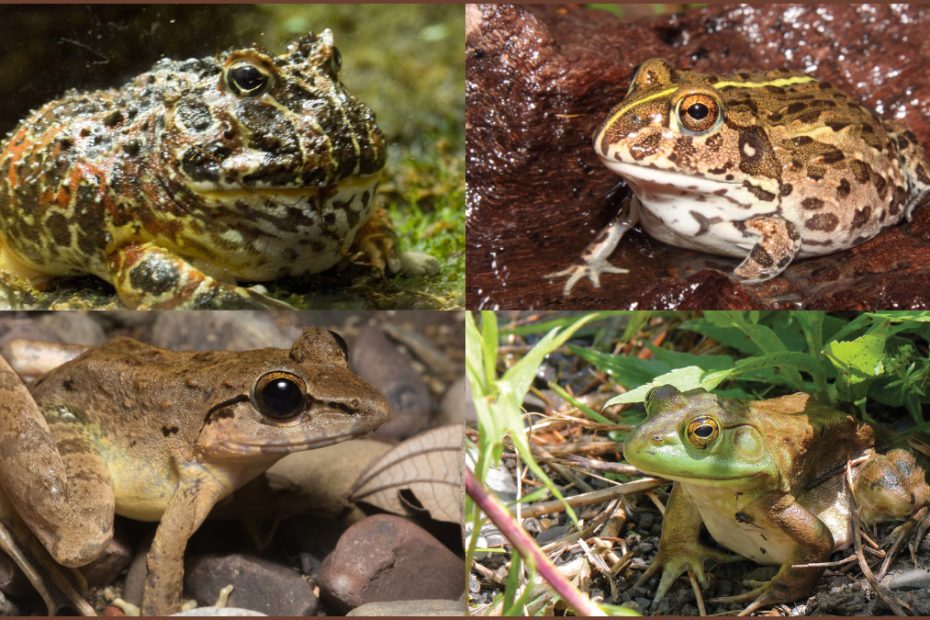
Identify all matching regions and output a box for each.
[350,424,464,524]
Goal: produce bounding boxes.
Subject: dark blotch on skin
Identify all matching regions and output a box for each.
[802,197,824,210]
[743,182,776,202]
[805,213,839,232]
[850,159,872,184]
[127,255,180,297]
[852,206,872,229]
[749,244,774,267]
[631,133,662,161]
[780,183,793,197]
[45,211,72,247]
[735,512,753,524]
[837,178,851,198]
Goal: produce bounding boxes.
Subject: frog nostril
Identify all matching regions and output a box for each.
[652,434,662,443]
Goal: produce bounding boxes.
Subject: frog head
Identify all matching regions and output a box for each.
[623,385,779,489]
[162,30,386,194]
[195,328,388,460]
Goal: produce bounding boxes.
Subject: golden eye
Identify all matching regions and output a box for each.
[676,93,721,134]
[252,371,307,420]
[686,416,719,448]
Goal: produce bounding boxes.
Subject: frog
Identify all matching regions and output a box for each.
[622,385,930,616]
[0,328,388,614]
[548,58,930,295]
[0,30,396,310]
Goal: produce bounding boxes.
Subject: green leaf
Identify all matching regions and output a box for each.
[604,366,735,406]
[569,345,671,388]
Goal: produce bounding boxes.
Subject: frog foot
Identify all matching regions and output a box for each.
[637,543,737,604]
[711,584,775,617]
[546,259,628,297]
[351,207,401,274]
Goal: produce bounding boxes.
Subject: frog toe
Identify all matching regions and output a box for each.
[546,259,628,296]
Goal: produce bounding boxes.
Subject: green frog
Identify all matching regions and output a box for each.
[622,385,930,615]
[549,58,930,295]
[0,329,388,614]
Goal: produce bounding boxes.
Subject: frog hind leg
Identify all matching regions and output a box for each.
[107,242,293,310]
[350,205,401,274]
[638,483,739,606]
[545,192,638,297]
[853,449,930,578]
[0,355,116,571]
[711,491,833,616]
[732,215,801,283]
[141,460,226,615]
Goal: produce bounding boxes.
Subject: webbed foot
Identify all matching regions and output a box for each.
[637,541,738,605]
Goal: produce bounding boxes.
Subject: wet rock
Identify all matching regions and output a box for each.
[346,598,467,616]
[317,514,465,613]
[37,313,107,345]
[185,553,317,616]
[149,312,297,351]
[466,4,930,310]
[274,513,346,569]
[266,439,393,517]
[886,567,930,590]
[350,327,432,441]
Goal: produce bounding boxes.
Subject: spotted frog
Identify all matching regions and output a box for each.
[623,385,930,615]
[0,329,388,614]
[0,31,395,309]
[549,59,930,295]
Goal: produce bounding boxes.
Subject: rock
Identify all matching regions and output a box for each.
[265,439,393,517]
[399,251,441,277]
[37,313,107,345]
[78,522,133,587]
[347,598,466,616]
[466,4,930,310]
[149,312,297,351]
[317,514,465,613]
[274,513,346,567]
[121,528,154,608]
[438,377,468,425]
[172,607,266,616]
[184,553,317,616]
[886,568,930,590]
[350,327,432,441]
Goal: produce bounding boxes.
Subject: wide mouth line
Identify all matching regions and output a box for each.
[599,159,741,186]
[193,172,380,197]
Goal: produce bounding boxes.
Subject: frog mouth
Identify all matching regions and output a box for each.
[191,172,380,201]
[600,160,740,192]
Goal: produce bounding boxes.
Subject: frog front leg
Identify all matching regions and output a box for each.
[638,483,737,604]
[546,192,639,296]
[712,491,833,616]
[142,459,227,615]
[732,215,802,283]
[108,242,294,310]
[0,356,116,568]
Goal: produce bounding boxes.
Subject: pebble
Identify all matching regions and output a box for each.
[149,312,296,351]
[79,521,133,588]
[350,327,432,441]
[317,514,464,613]
[346,598,466,616]
[886,568,930,590]
[636,511,654,530]
[185,553,317,616]
[399,251,441,277]
[438,377,467,425]
[172,607,266,616]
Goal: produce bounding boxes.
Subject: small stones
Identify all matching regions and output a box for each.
[317,514,465,613]
[184,553,318,616]
[350,327,432,441]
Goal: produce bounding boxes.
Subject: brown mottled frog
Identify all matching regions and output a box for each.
[0,329,388,614]
[549,58,930,295]
[0,31,396,309]
[623,385,930,615]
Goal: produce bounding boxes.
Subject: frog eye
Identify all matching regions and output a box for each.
[225,61,273,96]
[252,371,307,420]
[686,416,720,448]
[328,330,349,359]
[676,93,721,134]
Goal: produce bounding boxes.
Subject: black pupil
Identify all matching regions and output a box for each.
[695,424,714,438]
[687,103,709,120]
[258,378,304,419]
[231,65,266,92]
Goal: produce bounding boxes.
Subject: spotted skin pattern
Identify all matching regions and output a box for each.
[549,58,930,295]
[0,31,391,309]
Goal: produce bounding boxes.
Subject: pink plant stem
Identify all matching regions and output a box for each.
[465,468,606,616]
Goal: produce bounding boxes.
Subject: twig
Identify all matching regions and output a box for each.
[519,478,664,519]
[465,468,607,616]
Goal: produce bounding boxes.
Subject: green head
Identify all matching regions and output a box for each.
[623,385,779,488]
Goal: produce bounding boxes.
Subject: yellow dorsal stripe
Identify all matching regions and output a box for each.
[600,86,679,134]
[713,75,816,89]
